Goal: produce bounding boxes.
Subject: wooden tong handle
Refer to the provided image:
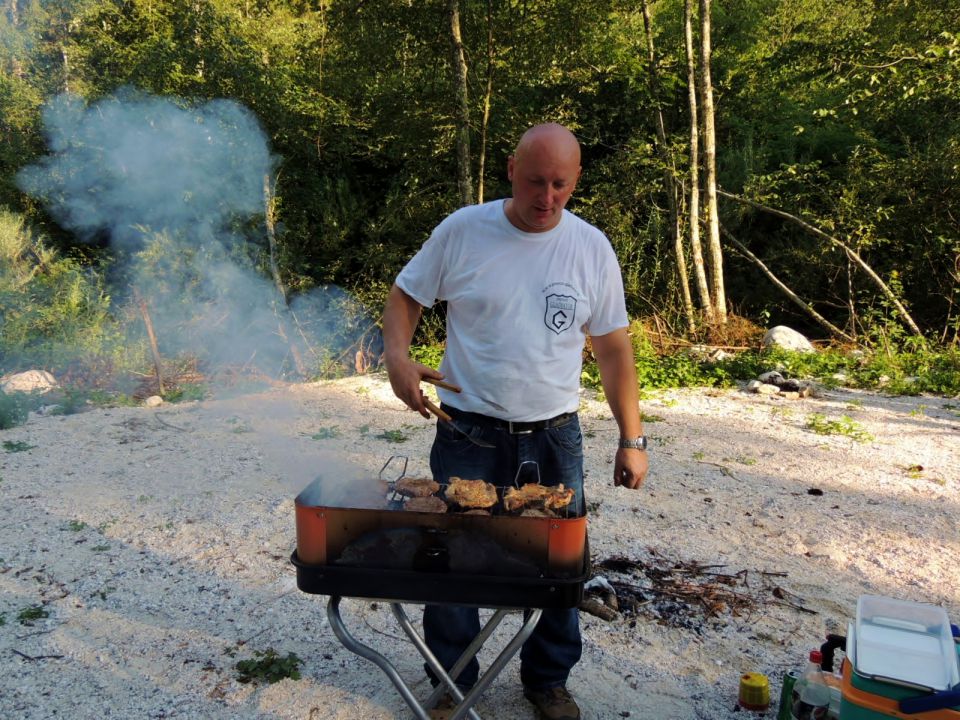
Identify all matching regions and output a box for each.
[422,397,452,422]
[422,377,462,393]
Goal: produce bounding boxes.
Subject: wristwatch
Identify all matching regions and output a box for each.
[619,436,648,451]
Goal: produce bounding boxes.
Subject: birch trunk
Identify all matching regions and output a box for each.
[448,0,474,207]
[698,0,726,323]
[477,0,494,204]
[684,0,711,317]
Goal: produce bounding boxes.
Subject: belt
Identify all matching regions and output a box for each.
[441,404,577,435]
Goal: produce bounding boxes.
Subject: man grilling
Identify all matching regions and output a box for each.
[383,122,648,720]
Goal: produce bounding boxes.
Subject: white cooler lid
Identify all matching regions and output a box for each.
[853,594,960,691]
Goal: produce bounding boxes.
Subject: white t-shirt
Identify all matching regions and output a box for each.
[396,200,628,421]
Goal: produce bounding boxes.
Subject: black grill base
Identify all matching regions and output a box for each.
[291,548,588,609]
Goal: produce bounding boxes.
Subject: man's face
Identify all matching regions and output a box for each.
[506,138,581,233]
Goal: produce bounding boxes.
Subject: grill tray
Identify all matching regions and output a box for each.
[291,545,589,608]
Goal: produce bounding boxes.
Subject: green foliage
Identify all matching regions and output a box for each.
[0,391,30,429]
[410,344,445,371]
[377,429,409,443]
[17,605,49,625]
[309,426,339,440]
[235,648,302,684]
[163,383,208,403]
[3,439,36,453]
[0,211,119,370]
[805,413,874,442]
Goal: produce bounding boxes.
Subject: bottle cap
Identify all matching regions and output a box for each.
[809,649,823,664]
[738,672,770,711]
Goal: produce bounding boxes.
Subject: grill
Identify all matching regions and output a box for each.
[291,457,590,720]
[292,457,589,607]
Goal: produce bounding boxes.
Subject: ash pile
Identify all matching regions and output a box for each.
[580,547,811,633]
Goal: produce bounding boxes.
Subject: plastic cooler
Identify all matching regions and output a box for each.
[840,595,960,720]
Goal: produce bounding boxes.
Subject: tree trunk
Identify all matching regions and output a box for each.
[448,0,474,207]
[698,0,726,323]
[684,0,711,317]
[477,0,494,204]
[642,0,694,334]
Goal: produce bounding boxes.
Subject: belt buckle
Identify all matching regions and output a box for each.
[507,421,533,435]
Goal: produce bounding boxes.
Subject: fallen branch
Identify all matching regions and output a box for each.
[134,289,165,395]
[720,223,855,343]
[12,649,64,661]
[717,189,923,338]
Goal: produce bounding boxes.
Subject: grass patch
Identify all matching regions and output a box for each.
[3,440,36,453]
[309,426,340,440]
[17,605,49,625]
[805,413,874,442]
[377,429,409,443]
[235,648,302,684]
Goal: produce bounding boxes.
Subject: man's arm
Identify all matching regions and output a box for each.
[382,283,443,418]
[590,327,648,489]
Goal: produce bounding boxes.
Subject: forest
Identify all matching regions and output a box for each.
[1,0,958,391]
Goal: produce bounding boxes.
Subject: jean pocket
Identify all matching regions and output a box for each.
[547,418,583,459]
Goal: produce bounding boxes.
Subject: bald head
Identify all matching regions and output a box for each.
[513,123,581,167]
[505,123,582,233]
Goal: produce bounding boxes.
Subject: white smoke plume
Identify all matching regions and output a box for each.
[17,88,376,381]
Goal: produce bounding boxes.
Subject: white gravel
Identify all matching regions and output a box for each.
[1,375,957,719]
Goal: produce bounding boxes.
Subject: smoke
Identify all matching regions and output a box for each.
[17,88,378,381]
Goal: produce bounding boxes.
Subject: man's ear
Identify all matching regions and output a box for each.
[507,155,515,181]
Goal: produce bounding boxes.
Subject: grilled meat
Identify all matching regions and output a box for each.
[394,476,440,498]
[445,476,498,509]
[403,495,449,513]
[503,483,575,512]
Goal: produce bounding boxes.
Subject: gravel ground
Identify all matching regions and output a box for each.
[1,374,957,719]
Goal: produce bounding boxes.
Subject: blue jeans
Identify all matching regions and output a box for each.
[423,407,585,691]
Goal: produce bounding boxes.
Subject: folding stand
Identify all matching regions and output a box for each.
[326,596,543,720]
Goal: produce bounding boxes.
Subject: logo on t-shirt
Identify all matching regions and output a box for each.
[544,294,576,335]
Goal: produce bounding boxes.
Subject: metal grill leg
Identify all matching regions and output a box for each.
[392,604,543,720]
[327,596,432,720]
[327,596,543,720]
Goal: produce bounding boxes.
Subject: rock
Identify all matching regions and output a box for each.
[758,371,785,385]
[779,378,802,392]
[746,380,763,392]
[755,383,781,395]
[144,395,164,407]
[781,391,800,400]
[1,370,58,395]
[761,326,815,353]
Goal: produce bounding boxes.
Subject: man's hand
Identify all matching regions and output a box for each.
[614,447,648,490]
[384,356,443,418]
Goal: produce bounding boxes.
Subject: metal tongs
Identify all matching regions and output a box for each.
[421,378,495,449]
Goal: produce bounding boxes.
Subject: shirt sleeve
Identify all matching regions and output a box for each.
[395,225,449,308]
[585,235,629,336]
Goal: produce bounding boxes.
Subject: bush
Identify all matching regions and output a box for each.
[0,391,30,429]
[0,210,119,370]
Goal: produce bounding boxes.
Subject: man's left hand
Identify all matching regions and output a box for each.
[614,447,648,489]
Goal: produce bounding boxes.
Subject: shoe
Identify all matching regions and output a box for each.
[523,686,581,720]
[427,692,457,720]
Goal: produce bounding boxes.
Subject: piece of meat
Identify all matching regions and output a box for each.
[394,476,440,498]
[403,495,448,513]
[503,483,575,512]
[445,476,498,509]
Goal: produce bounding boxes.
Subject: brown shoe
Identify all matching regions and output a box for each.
[523,686,581,720]
[427,692,457,720]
